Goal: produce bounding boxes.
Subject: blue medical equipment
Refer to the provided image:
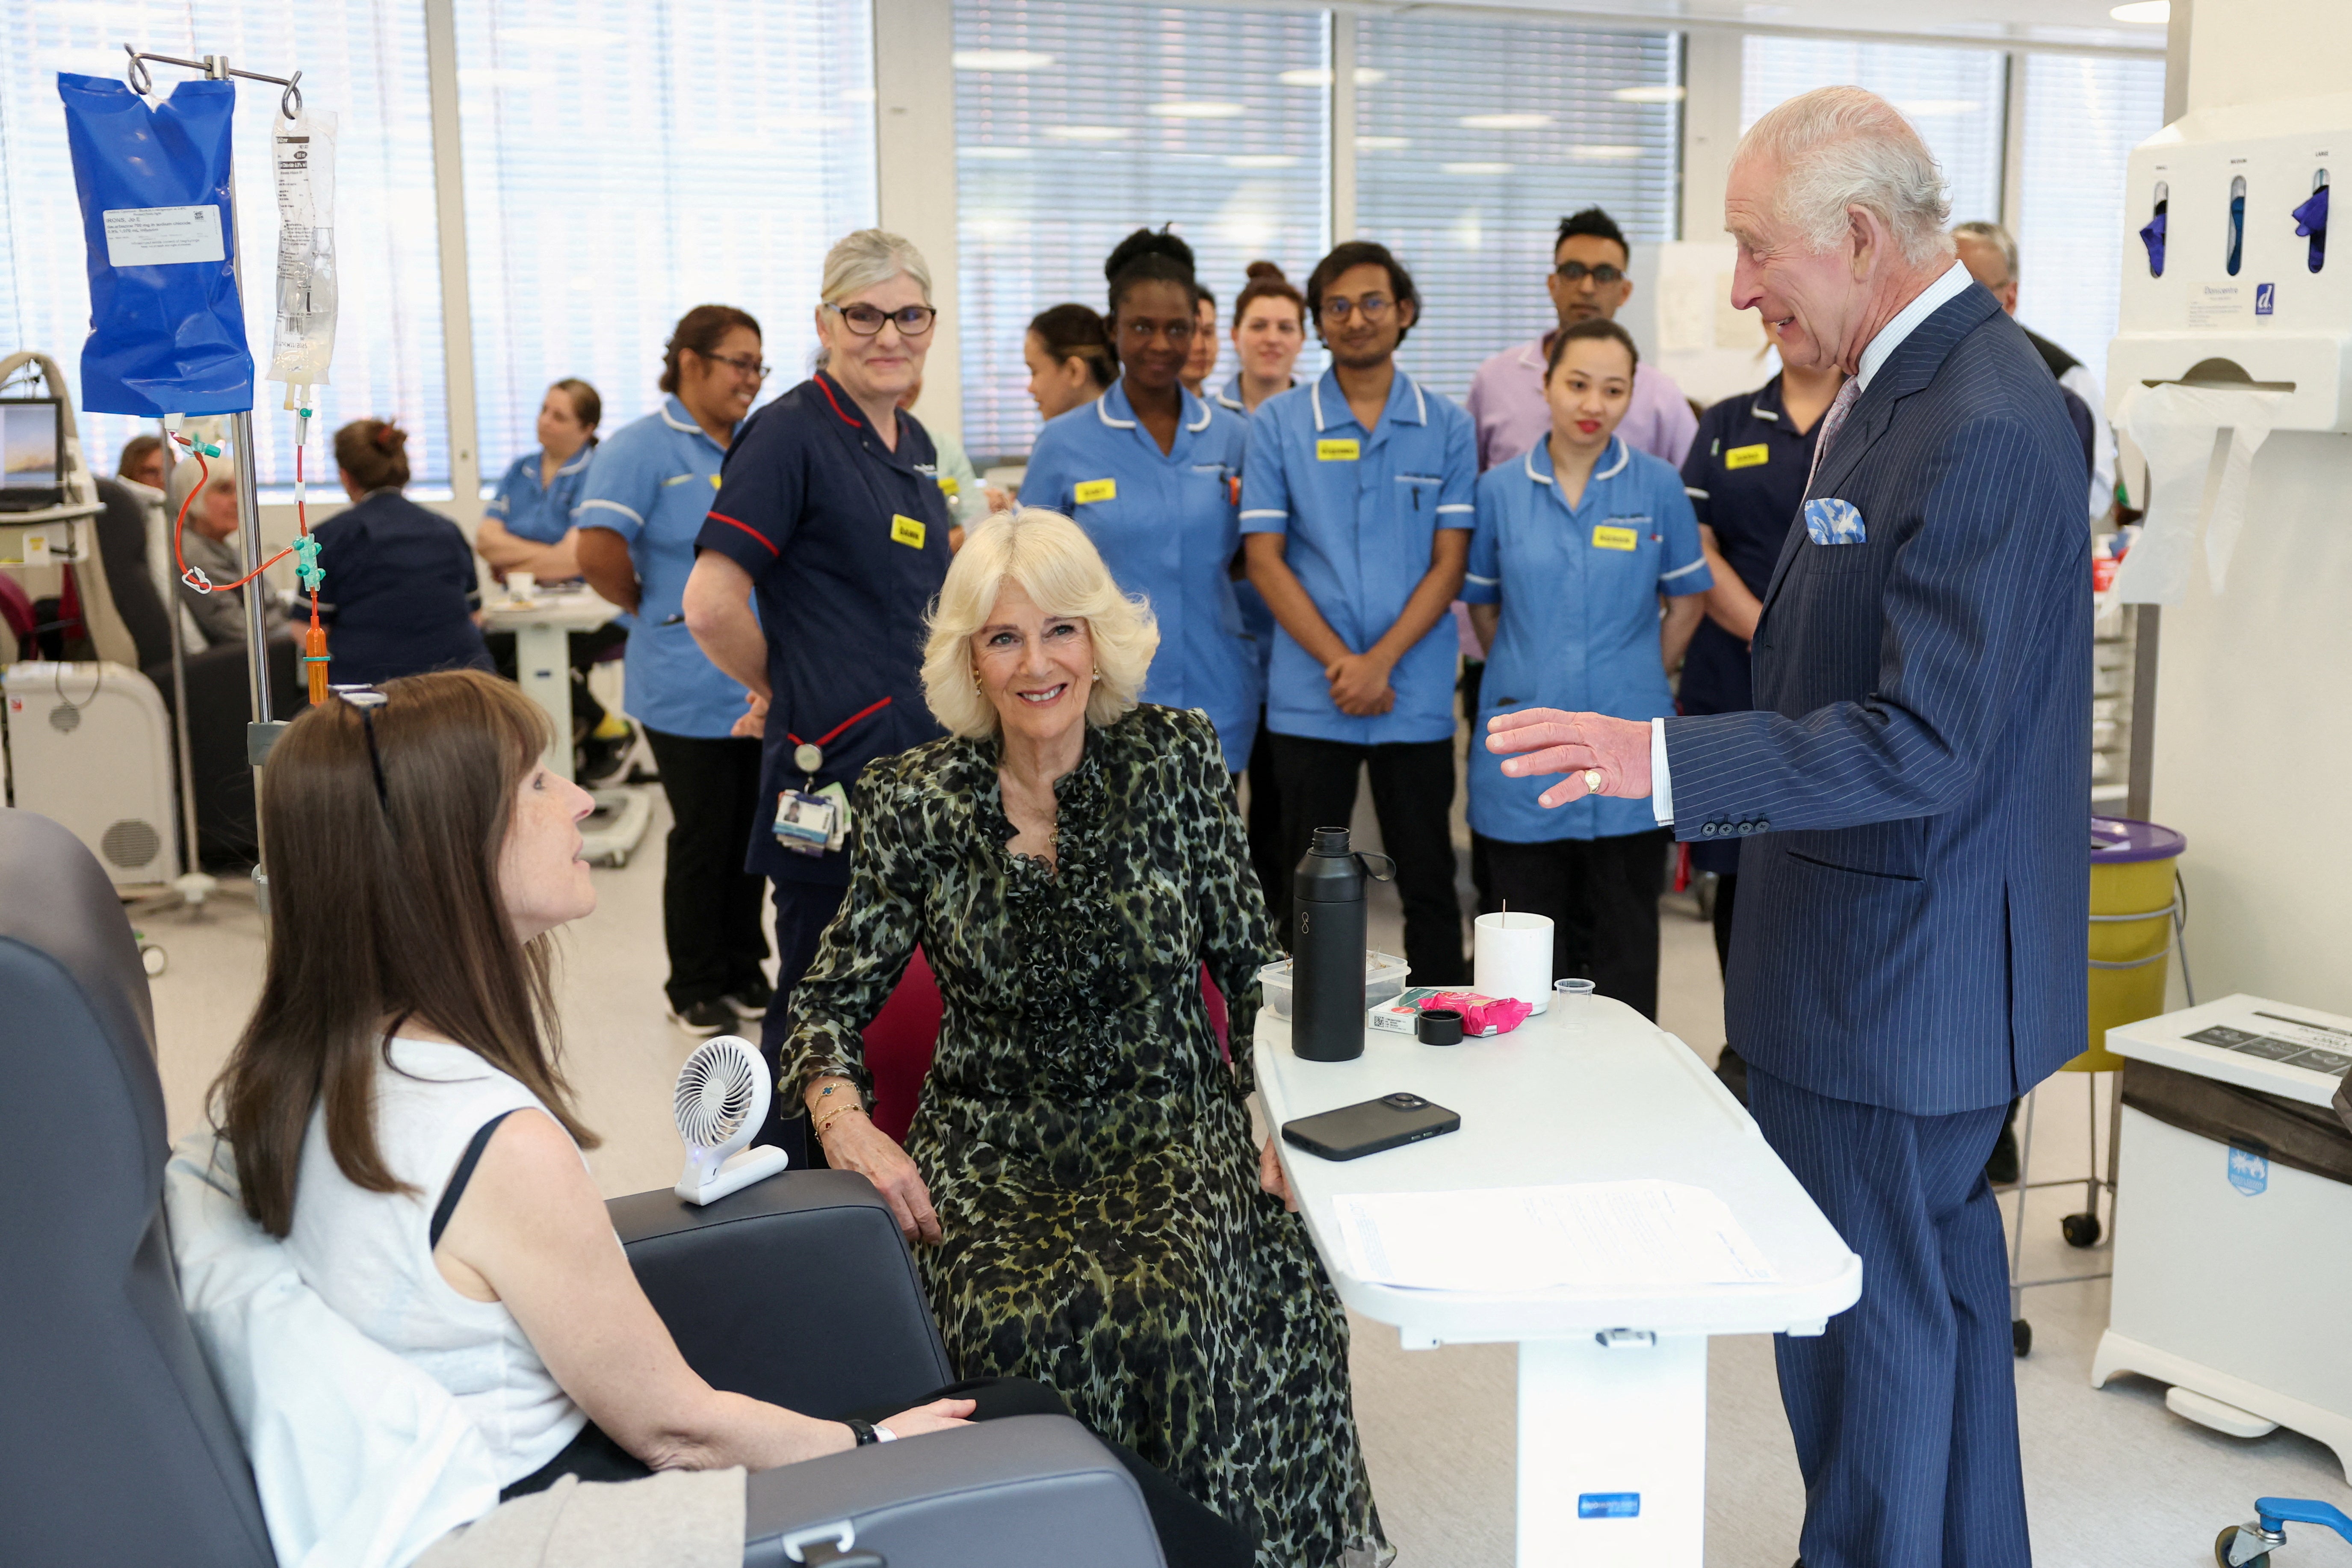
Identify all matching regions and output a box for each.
[2215,1497,2352,1566]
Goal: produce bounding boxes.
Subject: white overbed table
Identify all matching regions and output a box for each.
[1253,997,1862,1567]
[478,588,650,865]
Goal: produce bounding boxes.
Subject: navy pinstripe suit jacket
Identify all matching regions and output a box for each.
[1664,284,2091,1115]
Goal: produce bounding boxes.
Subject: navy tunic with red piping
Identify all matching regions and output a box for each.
[694,371,955,883]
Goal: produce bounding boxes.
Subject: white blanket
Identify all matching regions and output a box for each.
[165,1131,501,1568]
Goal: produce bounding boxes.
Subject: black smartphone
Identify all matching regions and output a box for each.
[1281,1092,1461,1162]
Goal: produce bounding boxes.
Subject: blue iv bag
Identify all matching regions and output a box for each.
[58,72,254,416]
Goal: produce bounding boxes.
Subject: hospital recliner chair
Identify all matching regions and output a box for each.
[0,806,1165,1568]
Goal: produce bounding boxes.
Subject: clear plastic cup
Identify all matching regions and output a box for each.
[1553,977,1594,1035]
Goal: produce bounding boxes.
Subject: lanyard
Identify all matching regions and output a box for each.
[787,694,893,776]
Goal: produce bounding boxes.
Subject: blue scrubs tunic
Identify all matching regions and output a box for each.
[1677,374,1823,874]
[575,396,745,739]
[1238,367,1476,746]
[694,372,954,885]
[1462,436,1711,843]
[1019,381,1260,772]
[484,446,593,546]
[311,490,493,686]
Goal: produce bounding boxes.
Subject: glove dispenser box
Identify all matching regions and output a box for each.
[2108,91,2352,433]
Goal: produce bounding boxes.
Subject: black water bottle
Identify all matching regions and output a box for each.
[1291,826,1394,1062]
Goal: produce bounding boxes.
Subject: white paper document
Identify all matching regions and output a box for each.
[1332,1181,1780,1293]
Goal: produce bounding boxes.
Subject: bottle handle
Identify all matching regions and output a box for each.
[1355,851,1397,883]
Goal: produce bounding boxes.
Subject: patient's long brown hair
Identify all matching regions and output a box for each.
[212,670,599,1237]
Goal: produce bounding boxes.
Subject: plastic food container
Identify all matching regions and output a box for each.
[1258,951,1410,1020]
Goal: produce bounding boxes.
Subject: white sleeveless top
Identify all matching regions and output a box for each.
[285,1037,590,1485]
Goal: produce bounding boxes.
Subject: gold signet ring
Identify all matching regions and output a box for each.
[1583,768,1604,794]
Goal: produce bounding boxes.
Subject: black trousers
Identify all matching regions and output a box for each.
[639,727,771,1010]
[1711,869,1740,975]
[504,1377,1253,1568]
[1241,711,1288,926]
[1268,732,1465,987]
[1477,827,1671,1020]
[1458,659,1494,915]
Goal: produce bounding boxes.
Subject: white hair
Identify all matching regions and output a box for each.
[1736,87,1955,269]
[919,508,1158,739]
[821,227,933,306]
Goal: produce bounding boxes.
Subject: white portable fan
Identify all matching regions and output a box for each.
[673,1035,790,1205]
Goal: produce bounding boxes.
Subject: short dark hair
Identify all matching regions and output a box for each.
[660,304,762,394]
[1555,206,1629,262]
[115,433,164,481]
[1028,303,1117,390]
[1104,226,1201,319]
[1544,316,1640,378]
[1306,240,1420,345]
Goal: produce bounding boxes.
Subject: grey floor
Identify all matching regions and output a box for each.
[139,776,2351,1567]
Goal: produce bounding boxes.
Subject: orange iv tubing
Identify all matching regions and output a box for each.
[168,410,330,703]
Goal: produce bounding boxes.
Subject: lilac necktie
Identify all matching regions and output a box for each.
[1805,377,1862,493]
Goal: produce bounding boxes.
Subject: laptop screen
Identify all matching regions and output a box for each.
[1,400,62,498]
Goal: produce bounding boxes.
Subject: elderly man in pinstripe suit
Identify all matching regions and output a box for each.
[1489,87,2089,1568]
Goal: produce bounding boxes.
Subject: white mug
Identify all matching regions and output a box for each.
[506,570,537,602]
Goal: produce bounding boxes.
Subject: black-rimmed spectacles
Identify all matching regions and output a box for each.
[827,302,939,337]
[697,349,771,382]
[1555,261,1626,286]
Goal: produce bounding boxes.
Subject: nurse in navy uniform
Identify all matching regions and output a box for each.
[1676,324,1844,1053]
[681,229,955,1096]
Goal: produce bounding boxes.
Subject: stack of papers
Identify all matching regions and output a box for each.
[1331,1181,1780,1293]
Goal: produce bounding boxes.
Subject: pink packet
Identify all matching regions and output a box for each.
[1422,989,1534,1037]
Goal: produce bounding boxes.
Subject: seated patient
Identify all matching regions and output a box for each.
[207,668,1248,1564]
[783,510,1390,1568]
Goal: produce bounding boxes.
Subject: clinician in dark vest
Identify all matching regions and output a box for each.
[1675,322,1843,1096]
[681,229,954,1110]
[310,419,493,685]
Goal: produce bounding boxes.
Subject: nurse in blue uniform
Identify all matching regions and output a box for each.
[478,379,600,582]
[1020,228,1258,774]
[575,305,774,1036]
[679,229,954,1092]
[1241,239,1476,984]
[1463,318,1710,1019]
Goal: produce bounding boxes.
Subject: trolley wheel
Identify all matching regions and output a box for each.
[2216,1525,2271,1568]
[2012,1318,2033,1358]
[140,944,167,977]
[2062,1211,2103,1249]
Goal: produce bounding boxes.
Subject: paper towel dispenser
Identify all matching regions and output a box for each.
[2109,90,2352,434]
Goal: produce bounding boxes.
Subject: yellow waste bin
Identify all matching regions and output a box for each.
[2083,817,2186,1069]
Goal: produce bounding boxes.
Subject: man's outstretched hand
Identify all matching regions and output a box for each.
[1484,709,1655,809]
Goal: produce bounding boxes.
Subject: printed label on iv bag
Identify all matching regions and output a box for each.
[269,111,340,389]
[103,205,226,267]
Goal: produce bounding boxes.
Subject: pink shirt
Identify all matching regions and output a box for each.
[1463,336,1699,472]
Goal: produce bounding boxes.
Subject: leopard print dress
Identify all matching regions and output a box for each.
[783,704,1389,1568]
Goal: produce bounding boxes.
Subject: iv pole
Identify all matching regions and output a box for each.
[124,46,304,904]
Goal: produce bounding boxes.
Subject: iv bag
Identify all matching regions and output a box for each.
[267,110,339,394]
[58,72,253,417]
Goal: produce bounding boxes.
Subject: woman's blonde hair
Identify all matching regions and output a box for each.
[821,228,932,307]
[922,508,1158,739]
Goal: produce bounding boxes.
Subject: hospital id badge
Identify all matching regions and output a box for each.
[774,784,850,857]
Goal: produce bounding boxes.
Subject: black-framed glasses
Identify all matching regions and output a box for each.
[331,685,392,814]
[696,348,771,382]
[827,302,939,337]
[1554,260,1626,286]
[1319,293,1393,324]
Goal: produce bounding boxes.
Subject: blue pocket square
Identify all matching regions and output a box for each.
[1803,497,1867,545]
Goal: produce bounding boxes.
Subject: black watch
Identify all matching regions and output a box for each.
[844,1417,880,1447]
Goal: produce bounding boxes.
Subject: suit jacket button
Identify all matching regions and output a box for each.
[1735,821,1752,835]
[1700,822,1718,837]
[1755,818,1770,833]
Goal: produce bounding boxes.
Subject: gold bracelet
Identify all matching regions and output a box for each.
[814,1104,868,1141]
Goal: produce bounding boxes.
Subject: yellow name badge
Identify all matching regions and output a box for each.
[1725,443,1770,470]
[938,475,960,496]
[1591,525,1640,552]
[1074,478,1117,503]
[1316,438,1361,462]
[890,514,927,549]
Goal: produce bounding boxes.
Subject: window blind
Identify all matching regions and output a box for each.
[2017,53,2166,387]
[456,0,877,487]
[1352,17,1681,404]
[2,1,446,486]
[1740,37,2008,241]
[953,0,1330,463]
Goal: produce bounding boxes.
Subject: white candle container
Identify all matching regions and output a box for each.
[1473,911,1554,1014]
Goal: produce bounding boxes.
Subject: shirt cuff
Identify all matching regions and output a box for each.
[1650,718,1674,827]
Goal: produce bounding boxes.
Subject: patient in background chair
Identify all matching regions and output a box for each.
[166,461,287,648]
[204,669,1248,1564]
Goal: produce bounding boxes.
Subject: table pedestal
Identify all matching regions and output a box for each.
[1516,1333,1708,1567]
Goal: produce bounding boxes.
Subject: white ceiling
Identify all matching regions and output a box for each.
[1379,0,2168,54]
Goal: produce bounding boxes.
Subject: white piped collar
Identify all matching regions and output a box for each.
[1524,435,1627,487]
[1094,393,1137,431]
[658,394,700,435]
[1097,380,1213,436]
[553,446,594,476]
[1310,366,1426,434]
